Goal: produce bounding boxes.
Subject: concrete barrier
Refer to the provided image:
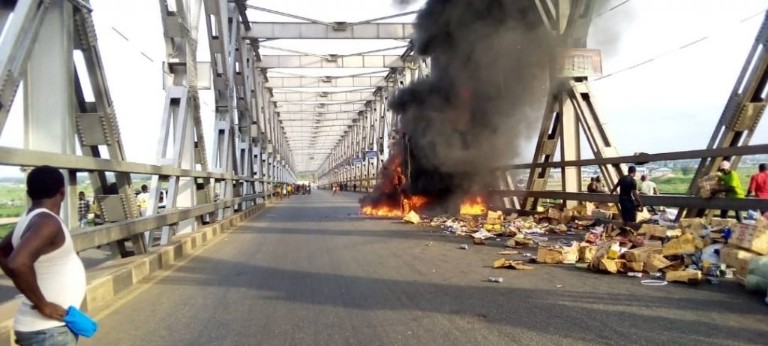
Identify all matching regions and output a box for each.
[0,202,269,345]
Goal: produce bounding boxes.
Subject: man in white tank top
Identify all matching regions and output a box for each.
[0,166,87,345]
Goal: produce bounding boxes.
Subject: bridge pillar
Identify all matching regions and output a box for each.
[24,0,76,228]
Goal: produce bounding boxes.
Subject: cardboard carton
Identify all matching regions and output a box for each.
[624,246,662,263]
[537,243,579,264]
[644,254,673,272]
[666,270,703,284]
[627,261,644,272]
[662,233,697,256]
[578,243,597,263]
[721,246,760,277]
[600,259,627,274]
[729,222,768,255]
[639,224,668,238]
[680,218,708,235]
[487,210,503,225]
[696,174,723,198]
[636,208,652,223]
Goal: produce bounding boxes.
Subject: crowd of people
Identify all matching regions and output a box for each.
[285,183,312,196]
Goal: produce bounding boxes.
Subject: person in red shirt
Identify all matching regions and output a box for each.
[747,163,768,199]
[748,163,768,216]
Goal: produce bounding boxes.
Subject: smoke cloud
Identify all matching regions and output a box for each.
[363,0,557,211]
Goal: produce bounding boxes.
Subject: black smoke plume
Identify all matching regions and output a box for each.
[361,0,555,212]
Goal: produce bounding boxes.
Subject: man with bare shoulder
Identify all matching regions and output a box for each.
[0,166,87,345]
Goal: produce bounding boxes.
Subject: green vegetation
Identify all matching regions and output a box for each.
[654,175,693,194]
[654,171,753,195]
[0,223,14,238]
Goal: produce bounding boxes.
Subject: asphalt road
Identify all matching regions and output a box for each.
[82,190,768,346]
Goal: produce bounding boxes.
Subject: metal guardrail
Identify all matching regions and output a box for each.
[492,144,768,171]
[488,190,768,211]
[0,145,289,252]
[0,147,266,182]
[71,194,266,251]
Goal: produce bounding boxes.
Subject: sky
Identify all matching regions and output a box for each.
[0,0,767,175]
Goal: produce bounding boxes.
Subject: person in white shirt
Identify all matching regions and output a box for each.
[0,166,87,345]
[639,175,659,213]
[639,175,658,195]
[136,184,150,216]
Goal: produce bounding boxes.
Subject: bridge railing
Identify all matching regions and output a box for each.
[489,143,768,213]
[0,146,286,253]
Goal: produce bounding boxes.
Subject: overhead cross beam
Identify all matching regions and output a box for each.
[272,92,375,102]
[266,76,387,88]
[258,55,406,69]
[275,103,367,112]
[245,22,414,40]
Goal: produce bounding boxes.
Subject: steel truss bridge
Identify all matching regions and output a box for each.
[0,0,767,262]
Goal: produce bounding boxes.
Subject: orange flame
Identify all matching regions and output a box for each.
[460,196,487,215]
[361,205,403,217]
[362,195,428,217]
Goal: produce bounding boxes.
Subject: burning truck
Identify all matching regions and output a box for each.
[360,0,554,217]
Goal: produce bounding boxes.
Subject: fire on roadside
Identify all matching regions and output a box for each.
[460,196,487,215]
[361,205,402,217]
[362,195,428,217]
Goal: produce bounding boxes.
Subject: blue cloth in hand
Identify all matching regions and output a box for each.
[63,306,98,338]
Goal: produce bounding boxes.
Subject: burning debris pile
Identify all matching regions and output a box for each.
[361,0,553,216]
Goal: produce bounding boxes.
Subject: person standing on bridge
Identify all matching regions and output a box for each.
[747,163,768,215]
[716,160,744,223]
[610,166,642,225]
[136,184,150,217]
[639,175,659,213]
[594,176,607,193]
[0,166,87,345]
[77,192,90,229]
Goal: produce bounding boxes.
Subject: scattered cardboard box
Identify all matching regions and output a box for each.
[624,246,662,263]
[627,261,644,272]
[662,233,696,256]
[537,243,579,264]
[600,259,627,274]
[403,210,421,224]
[729,222,768,255]
[493,258,534,270]
[578,243,597,263]
[721,246,761,278]
[666,270,703,284]
[644,254,673,272]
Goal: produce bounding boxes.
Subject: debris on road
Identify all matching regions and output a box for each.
[488,276,504,283]
[403,210,421,224]
[493,258,534,270]
[384,200,768,299]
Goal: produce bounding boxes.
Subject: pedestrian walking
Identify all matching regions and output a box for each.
[610,166,643,225]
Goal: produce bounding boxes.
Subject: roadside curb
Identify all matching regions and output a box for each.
[0,201,271,345]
